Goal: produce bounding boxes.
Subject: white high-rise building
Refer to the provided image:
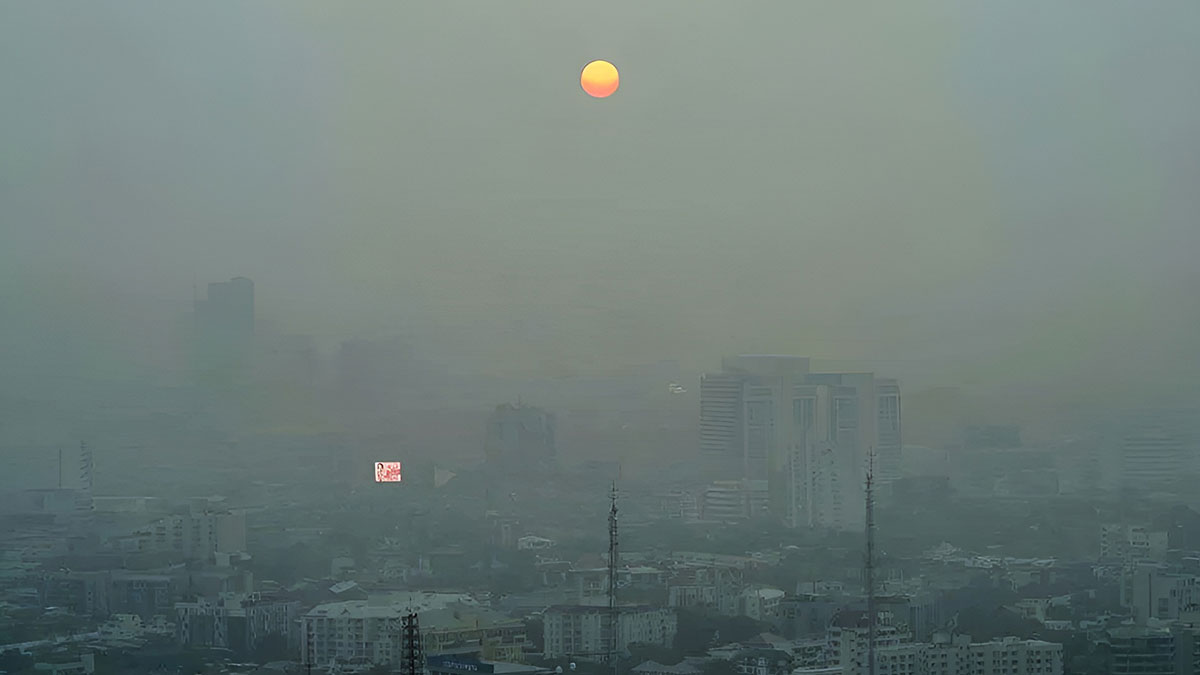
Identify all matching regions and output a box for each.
[699,356,900,531]
[542,605,677,661]
[1100,524,1168,564]
[832,625,1063,675]
[1114,408,1199,492]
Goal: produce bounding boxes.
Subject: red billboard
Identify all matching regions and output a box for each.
[374,461,402,483]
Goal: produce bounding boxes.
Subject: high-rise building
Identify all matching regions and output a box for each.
[300,597,527,667]
[542,605,677,661]
[193,277,255,387]
[1125,566,1200,624]
[484,403,556,469]
[1100,525,1168,564]
[195,277,254,339]
[116,502,246,563]
[1123,430,1190,489]
[1107,627,1176,675]
[698,356,900,531]
[838,628,1063,675]
[827,609,907,674]
[701,479,768,522]
[876,380,902,483]
[175,592,300,653]
[700,373,745,460]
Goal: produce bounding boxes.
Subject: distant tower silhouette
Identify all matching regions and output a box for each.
[864,448,877,675]
[195,277,254,337]
[484,402,556,469]
[608,482,619,671]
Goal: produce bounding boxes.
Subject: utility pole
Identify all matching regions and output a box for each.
[608,482,619,675]
[865,448,877,675]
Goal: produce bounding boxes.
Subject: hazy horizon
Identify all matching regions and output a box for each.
[4,1,1199,425]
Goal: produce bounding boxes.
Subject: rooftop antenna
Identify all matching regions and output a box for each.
[608,481,619,674]
[865,447,877,675]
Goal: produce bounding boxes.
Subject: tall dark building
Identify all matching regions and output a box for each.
[484,403,556,470]
[193,277,254,386]
[195,277,254,339]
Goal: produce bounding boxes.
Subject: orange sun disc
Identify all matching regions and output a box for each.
[581,60,619,98]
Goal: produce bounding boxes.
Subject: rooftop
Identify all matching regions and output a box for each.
[632,661,702,675]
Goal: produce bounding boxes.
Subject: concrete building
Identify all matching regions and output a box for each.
[865,632,1062,675]
[700,372,746,462]
[1127,566,1200,623]
[117,503,246,563]
[657,490,701,522]
[631,661,703,675]
[876,593,945,643]
[175,592,299,653]
[1107,627,1176,675]
[1121,421,1197,493]
[30,653,95,675]
[106,572,178,619]
[739,587,785,621]
[702,480,767,521]
[1101,524,1169,564]
[776,594,843,639]
[422,605,529,663]
[698,356,901,531]
[485,403,556,469]
[193,277,254,385]
[667,566,741,615]
[966,636,1063,675]
[427,654,554,675]
[300,596,525,667]
[542,605,677,661]
[1096,408,1200,494]
[195,277,254,339]
[827,609,907,674]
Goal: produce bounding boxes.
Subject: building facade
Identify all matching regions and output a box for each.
[117,507,246,563]
[1101,524,1169,564]
[699,356,901,531]
[300,600,526,667]
[542,606,677,661]
[866,633,1062,675]
[1127,566,1200,623]
[175,592,299,653]
[484,403,556,469]
[1107,627,1176,675]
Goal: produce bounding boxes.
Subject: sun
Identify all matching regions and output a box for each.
[581,60,619,98]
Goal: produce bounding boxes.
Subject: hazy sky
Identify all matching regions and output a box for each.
[3,2,1198,409]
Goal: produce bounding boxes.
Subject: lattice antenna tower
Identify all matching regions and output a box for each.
[865,447,877,675]
[304,619,315,675]
[608,481,619,673]
[402,612,424,675]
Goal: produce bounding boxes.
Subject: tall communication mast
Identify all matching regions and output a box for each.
[402,612,423,675]
[608,482,619,672]
[304,619,315,675]
[864,448,877,675]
